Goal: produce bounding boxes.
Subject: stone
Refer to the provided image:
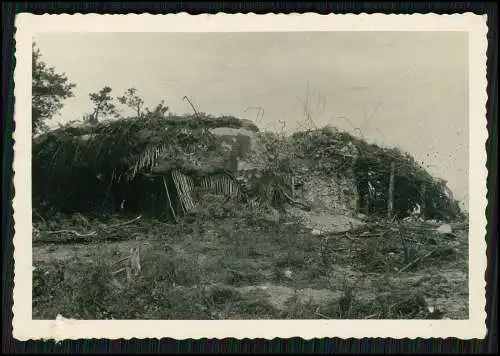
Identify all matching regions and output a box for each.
[436,224,453,235]
[311,229,322,236]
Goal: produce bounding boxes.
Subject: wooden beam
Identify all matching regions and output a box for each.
[387,162,395,219]
[163,176,177,221]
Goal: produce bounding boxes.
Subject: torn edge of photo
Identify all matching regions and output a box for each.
[12,12,488,341]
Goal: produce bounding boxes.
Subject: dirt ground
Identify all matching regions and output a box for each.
[32,207,469,320]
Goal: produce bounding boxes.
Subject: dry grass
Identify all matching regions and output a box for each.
[32,207,468,320]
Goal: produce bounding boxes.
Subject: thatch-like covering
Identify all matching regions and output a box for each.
[33,114,257,215]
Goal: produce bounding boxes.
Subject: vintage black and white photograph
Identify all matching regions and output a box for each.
[13,13,488,340]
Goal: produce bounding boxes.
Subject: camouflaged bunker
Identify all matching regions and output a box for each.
[33,114,463,222]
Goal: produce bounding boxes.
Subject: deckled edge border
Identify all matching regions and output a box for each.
[11,12,490,341]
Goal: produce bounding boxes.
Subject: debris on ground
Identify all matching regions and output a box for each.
[31,116,468,320]
[32,208,469,320]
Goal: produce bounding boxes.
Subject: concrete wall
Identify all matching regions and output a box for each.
[299,171,359,215]
[209,127,263,172]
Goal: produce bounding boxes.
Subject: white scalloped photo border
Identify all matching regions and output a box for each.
[12,12,489,341]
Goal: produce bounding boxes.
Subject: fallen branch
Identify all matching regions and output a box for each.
[112,267,127,275]
[46,229,97,237]
[102,215,142,230]
[315,311,332,319]
[34,235,137,245]
[41,215,141,238]
[358,233,383,238]
[403,226,440,231]
[398,251,435,273]
[35,214,145,245]
[112,255,132,267]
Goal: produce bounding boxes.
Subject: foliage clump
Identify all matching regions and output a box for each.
[290,127,464,220]
[33,114,242,213]
[32,42,76,134]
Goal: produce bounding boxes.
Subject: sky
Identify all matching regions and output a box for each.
[33,31,469,210]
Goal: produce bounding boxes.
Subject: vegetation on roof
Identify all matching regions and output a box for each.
[34,115,236,211]
[291,127,464,220]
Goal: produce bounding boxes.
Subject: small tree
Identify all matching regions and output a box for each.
[117,87,145,118]
[144,100,169,119]
[32,42,76,135]
[88,86,118,122]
